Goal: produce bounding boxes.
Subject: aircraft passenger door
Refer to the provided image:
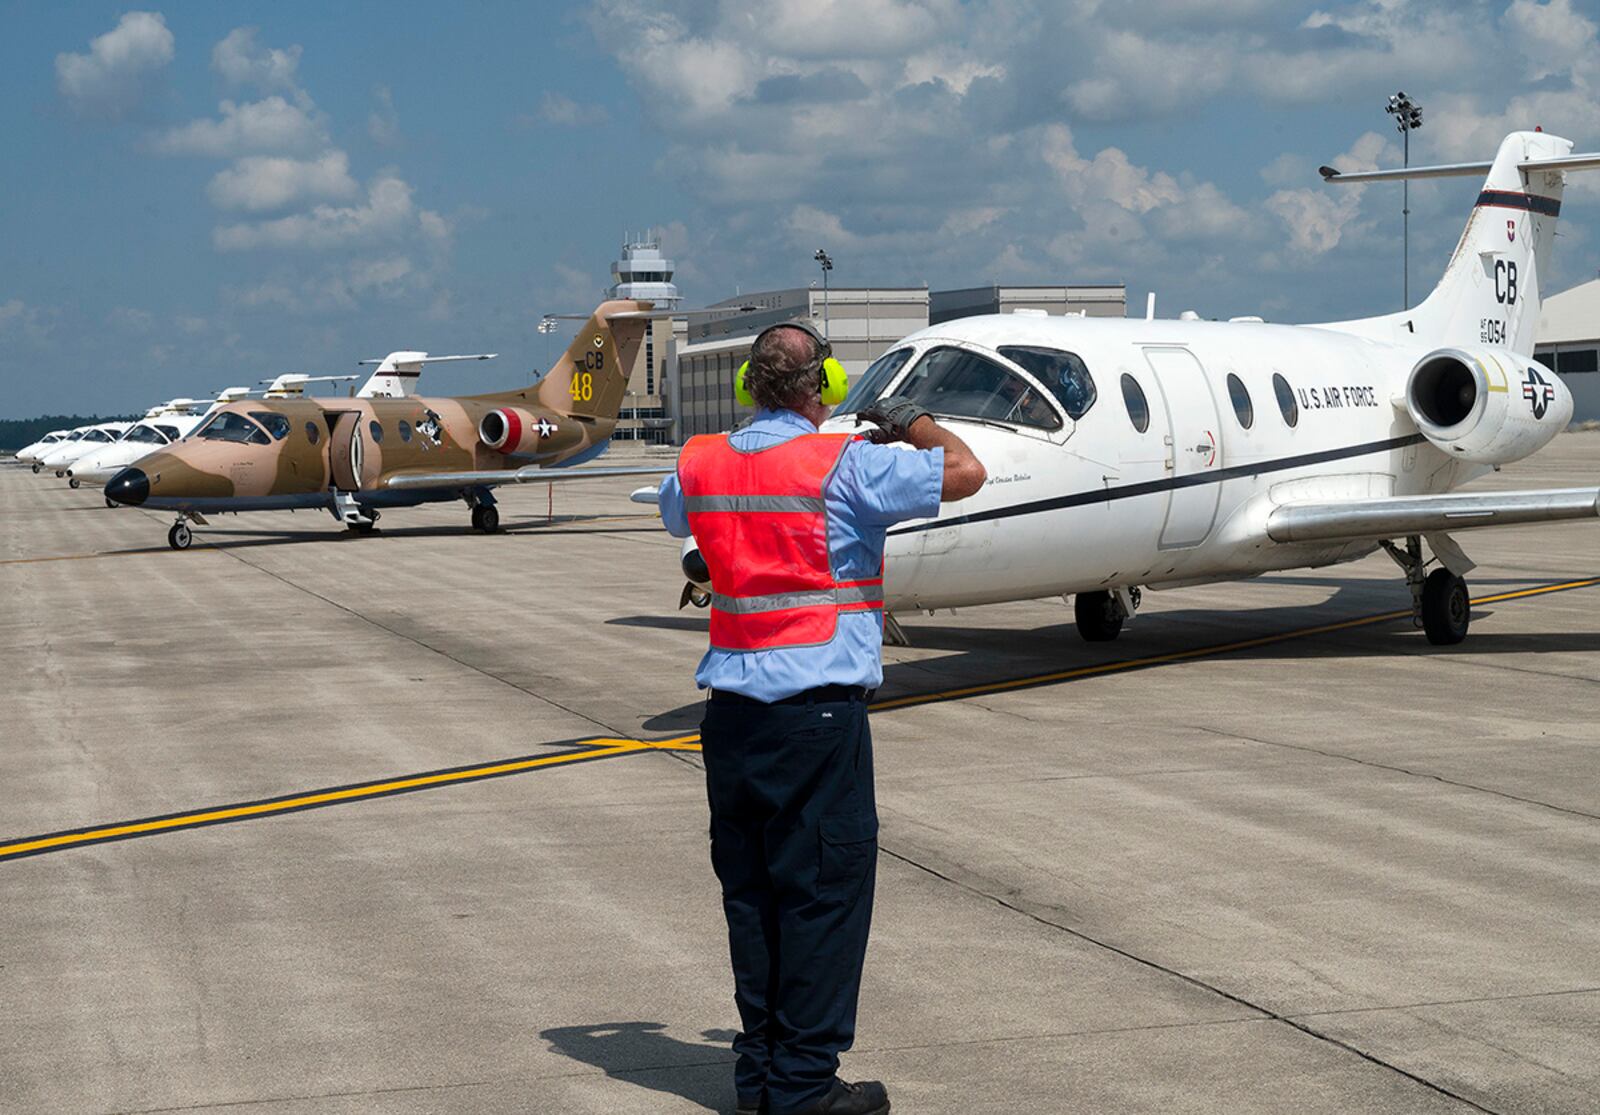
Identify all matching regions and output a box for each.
[327,412,363,491]
[1144,348,1222,549]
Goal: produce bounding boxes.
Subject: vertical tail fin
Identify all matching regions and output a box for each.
[535,300,651,420]
[356,351,497,398]
[1412,131,1572,353]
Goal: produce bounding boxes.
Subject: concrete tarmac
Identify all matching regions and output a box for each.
[1,439,1598,1114]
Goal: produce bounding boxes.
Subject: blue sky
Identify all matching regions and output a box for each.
[3,0,1599,416]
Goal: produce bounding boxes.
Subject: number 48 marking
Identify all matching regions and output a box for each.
[570,371,594,402]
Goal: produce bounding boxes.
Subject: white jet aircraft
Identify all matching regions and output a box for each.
[15,429,72,467]
[37,422,133,477]
[68,400,213,492]
[665,130,1600,646]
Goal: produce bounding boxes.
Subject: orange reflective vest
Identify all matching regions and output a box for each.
[678,431,885,652]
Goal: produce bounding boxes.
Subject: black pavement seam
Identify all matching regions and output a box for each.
[1196,725,1600,822]
[879,845,1503,1114]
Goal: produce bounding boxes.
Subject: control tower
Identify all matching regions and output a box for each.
[608,233,681,309]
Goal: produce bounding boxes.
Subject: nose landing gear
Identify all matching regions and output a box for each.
[168,521,192,550]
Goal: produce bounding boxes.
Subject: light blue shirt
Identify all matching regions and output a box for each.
[659,408,944,701]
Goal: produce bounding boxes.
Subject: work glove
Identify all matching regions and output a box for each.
[856,395,932,444]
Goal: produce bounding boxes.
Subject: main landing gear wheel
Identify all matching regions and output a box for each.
[31,463,41,473]
[68,477,80,489]
[471,504,500,533]
[1074,590,1124,642]
[168,522,193,550]
[1421,568,1470,645]
[105,497,117,508]
[348,510,380,535]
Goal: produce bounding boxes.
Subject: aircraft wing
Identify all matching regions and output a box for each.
[1267,488,1600,544]
[379,464,674,492]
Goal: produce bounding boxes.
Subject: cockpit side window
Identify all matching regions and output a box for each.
[123,424,165,445]
[155,425,180,441]
[84,429,115,443]
[249,411,291,440]
[998,346,1097,420]
[195,411,271,445]
[897,346,1062,430]
[836,347,914,415]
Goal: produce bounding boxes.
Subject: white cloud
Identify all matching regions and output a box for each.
[531,92,610,127]
[368,85,402,146]
[207,151,360,212]
[213,173,450,251]
[212,27,302,93]
[108,306,154,331]
[155,96,326,157]
[0,299,56,343]
[1263,132,1390,257]
[55,11,174,120]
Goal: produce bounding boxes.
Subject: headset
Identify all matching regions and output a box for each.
[735,320,849,408]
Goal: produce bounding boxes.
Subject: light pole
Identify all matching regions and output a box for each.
[537,315,558,377]
[1386,91,1424,309]
[814,248,833,338]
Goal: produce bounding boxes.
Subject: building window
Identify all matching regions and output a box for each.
[646,332,655,395]
[1562,349,1598,374]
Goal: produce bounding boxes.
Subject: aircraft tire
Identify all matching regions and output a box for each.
[31,463,41,473]
[472,505,500,533]
[350,521,378,535]
[1421,569,1470,645]
[168,522,193,551]
[1074,591,1124,642]
[105,497,117,508]
[68,477,80,489]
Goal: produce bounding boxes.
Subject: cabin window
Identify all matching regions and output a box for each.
[399,420,413,443]
[249,412,291,441]
[196,412,271,446]
[1272,373,1298,428]
[1226,373,1254,430]
[305,422,321,444]
[368,420,384,443]
[1120,374,1150,433]
[836,347,914,415]
[999,346,1097,420]
[897,346,1062,430]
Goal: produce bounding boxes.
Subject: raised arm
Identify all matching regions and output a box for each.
[856,396,986,502]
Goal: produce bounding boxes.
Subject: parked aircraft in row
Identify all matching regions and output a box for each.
[104,304,670,548]
[660,130,1600,646]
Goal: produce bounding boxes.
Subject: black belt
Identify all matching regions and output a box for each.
[710,684,873,707]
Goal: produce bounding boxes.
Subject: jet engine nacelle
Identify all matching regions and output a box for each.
[1405,347,1570,465]
[478,407,547,458]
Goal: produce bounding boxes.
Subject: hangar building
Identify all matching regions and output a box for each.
[1535,277,1600,422]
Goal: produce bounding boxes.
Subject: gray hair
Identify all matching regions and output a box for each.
[745,325,822,410]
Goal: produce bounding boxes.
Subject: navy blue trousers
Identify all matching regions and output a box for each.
[700,692,878,1115]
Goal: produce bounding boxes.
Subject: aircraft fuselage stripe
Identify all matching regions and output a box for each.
[890,433,1428,536]
[1476,190,1562,217]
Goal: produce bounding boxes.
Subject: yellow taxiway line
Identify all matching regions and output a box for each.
[3,578,1596,862]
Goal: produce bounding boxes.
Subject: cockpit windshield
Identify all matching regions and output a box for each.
[836,348,914,415]
[122,424,167,445]
[195,411,271,445]
[895,346,1062,430]
[83,429,115,443]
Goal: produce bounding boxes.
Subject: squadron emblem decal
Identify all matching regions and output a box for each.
[1523,367,1555,419]
[1507,218,1517,243]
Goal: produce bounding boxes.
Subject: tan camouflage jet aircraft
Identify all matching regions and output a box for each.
[105,301,672,549]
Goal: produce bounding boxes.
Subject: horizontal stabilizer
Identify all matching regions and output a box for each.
[379,463,675,492]
[1321,152,1600,183]
[1267,488,1600,544]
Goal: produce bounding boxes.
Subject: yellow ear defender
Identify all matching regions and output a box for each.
[736,321,848,408]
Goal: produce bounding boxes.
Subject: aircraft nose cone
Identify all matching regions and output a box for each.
[106,467,149,506]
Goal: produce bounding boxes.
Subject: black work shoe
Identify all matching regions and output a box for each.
[735,1099,766,1115]
[789,1078,890,1115]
